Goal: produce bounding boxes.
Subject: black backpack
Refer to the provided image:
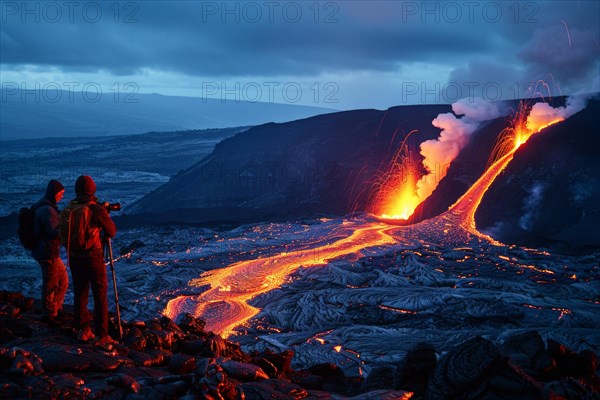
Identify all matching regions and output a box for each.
[17,205,39,250]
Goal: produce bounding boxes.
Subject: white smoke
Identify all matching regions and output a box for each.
[527,93,591,132]
[416,98,503,201]
[452,97,504,122]
[519,182,545,231]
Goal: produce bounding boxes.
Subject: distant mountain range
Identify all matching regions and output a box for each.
[0,89,337,140]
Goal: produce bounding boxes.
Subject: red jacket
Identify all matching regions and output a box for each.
[67,196,117,260]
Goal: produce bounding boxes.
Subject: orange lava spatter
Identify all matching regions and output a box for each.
[369,132,422,221]
[372,161,421,220]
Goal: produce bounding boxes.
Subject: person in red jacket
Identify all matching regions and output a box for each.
[64,175,117,346]
[32,179,68,324]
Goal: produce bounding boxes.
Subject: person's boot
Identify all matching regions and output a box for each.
[77,327,95,342]
[95,335,118,350]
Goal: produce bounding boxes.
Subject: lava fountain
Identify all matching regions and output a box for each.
[487,101,564,168]
[369,131,422,220]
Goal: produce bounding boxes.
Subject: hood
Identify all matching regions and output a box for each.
[75,175,97,197]
[45,179,64,203]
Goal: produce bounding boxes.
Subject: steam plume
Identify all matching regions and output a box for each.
[527,93,591,132]
[416,98,503,201]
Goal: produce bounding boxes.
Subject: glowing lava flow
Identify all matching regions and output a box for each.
[443,103,563,236]
[437,104,564,243]
[164,223,395,337]
[163,102,565,337]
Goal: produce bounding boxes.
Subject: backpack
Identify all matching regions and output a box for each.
[60,203,101,254]
[17,205,39,250]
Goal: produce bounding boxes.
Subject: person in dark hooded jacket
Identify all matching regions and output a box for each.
[63,175,117,346]
[33,179,68,323]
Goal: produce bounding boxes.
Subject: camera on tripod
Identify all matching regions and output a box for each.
[101,202,121,212]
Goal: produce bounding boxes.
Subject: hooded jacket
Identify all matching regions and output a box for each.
[32,180,64,261]
[66,176,117,260]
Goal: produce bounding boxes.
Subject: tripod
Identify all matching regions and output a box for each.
[104,237,123,340]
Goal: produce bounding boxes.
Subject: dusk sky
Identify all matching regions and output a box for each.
[1,0,599,110]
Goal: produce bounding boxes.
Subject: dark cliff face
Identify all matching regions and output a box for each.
[128,105,450,218]
[474,98,600,251]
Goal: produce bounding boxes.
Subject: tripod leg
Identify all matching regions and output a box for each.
[106,238,123,340]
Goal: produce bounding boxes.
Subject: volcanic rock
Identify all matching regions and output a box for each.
[177,312,207,336]
[1,292,598,399]
[8,337,130,372]
[547,339,598,379]
[159,315,185,335]
[252,357,279,378]
[124,332,147,352]
[0,291,34,312]
[308,363,345,380]
[201,332,248,361]
[238,379,308,399]
[0,305,20,319]
[176,339,205,355]
[256,348,294,375]
[289,370,324,390]
[50,373,85,390]
[220,359,269,381]
[143,329,175,350]
[425,336,545,399]
[192,359,229,398]
[360,364,395,392]
[545,377,600,399]
[129,349,169,368]
[106,372,141,393]
[0,317,32,340]
[396,341,437,394]
[476,98,600,250]
[501,330,550,376]
[120,239,146,256]
[129,105,450,219]
[132,379,189,400]
[168,353,196,374]
[0,327,15,344]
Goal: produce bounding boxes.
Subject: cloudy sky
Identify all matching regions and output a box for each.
[1,1,599,109]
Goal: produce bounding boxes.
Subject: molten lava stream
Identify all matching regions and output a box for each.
[445,151,516,235]
[164,222,396,337]
[438,109,564,239]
